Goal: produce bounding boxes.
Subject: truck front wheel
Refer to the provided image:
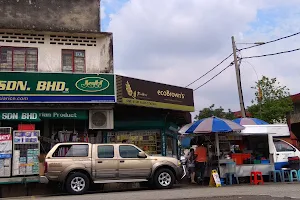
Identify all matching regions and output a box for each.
[65,172,90,195]
[153,168,175,189]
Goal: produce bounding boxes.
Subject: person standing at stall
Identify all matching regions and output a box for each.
[187,148,197,184]
[195,141,207,183]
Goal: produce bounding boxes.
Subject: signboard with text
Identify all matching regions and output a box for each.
[116,75,194,112]
[0,72,115,103]
[0,110,88,121]
[0,134,12,159]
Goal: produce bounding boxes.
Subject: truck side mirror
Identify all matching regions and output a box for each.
[138,152,147,158]
[293,148,297,152]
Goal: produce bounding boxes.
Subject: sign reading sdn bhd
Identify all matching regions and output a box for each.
[116,75,194,112]
[0,72,115,103]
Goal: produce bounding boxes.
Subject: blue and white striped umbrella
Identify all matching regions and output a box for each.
[233,118,268,125]
[180,117,245,134]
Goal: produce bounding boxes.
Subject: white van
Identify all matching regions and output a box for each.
[242,124,300,170]
[272,138,300,170]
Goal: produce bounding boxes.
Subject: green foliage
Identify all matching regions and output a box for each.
[194,104,235,120]
[247,76,293,124]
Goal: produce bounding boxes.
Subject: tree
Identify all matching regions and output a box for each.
[194,104,235,120]
[247,76,293,124]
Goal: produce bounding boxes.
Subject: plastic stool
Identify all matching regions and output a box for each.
[289,170,298,182]
[269,170,282,182]
[250,171,264,185]
[297,169,300,181]
[281,168,291,182]
[226,173,239,185]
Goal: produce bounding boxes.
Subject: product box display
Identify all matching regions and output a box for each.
[0,127,12,177]
[12,130,40,176]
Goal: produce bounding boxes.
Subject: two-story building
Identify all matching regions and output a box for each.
[0,0,194,197]
[288,93,300,148]
[0,0,115,187]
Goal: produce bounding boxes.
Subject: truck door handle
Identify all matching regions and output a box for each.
[120,160,125,163]
[98,161,103,163]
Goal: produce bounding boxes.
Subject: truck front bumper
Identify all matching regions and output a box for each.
[39,176,49,184]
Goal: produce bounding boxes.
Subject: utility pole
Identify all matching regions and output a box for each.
[231,36,246,118]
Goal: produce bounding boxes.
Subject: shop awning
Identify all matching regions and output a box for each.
[239,124,289,136]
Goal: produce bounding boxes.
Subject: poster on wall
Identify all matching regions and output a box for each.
[0,134,12,159]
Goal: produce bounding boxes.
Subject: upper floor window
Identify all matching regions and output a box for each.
[62,50,85,73]
[0,47,38,71]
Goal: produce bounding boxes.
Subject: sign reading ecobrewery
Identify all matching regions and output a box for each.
[0,72,115,103]
[117,76,194,112]
[0,110,88,121]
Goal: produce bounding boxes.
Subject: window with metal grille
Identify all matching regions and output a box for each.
[62,49,85,73]
[0,47,38,71]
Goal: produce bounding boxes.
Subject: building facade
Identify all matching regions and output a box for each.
[112,75,193,157]
[0,0,116,187]
[0,1,194,196]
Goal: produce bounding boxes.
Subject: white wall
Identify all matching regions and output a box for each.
[0,30,113,73]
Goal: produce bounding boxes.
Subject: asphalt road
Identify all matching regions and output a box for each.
[173,197,295,200]
[6,183,300,200]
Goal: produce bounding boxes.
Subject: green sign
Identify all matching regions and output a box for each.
[0,110,88,121]
[0,72,115,103]
[39,111,87,120]
[0,111,40,121]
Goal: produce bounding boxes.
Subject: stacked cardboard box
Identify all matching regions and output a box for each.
[27,149,39,174]
[4,159,11,177]
[13,150,20,175]
[19,157,26,175]
[33,149,39,174]
[0,160,4,176]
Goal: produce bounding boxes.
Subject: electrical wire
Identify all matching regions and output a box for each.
[193,62,234,91]
[185,53,233,87]
[187,31,300,88]
[242,47,300,59]
[238,31,300,51]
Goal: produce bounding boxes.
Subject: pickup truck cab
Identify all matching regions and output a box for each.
[40,143,184,195]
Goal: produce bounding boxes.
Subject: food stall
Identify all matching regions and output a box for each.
[185,129,276,179]
[217,131,275,178]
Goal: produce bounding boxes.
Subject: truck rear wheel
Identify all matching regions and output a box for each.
[66,172,90,195]
[153,168,175,189]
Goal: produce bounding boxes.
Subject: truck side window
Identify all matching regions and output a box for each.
[98,145,114,158]
[274,140,294,152]
[53,144,89,157]
[119,145,140,158]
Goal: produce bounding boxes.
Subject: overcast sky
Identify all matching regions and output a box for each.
[101,0,300,116]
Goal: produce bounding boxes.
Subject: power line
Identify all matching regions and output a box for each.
[185,53,233,87]
[242,47,300,59]
[238,31,300,51]
[193,62,234,91]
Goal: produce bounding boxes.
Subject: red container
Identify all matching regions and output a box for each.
[232,153,243,165]
[242,153,251,160]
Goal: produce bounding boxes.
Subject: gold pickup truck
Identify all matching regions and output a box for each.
[40,143,185,195]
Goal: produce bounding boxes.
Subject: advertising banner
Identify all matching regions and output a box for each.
[0,72,115,103]
[116,75,194,112]
[0,134,12,159]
